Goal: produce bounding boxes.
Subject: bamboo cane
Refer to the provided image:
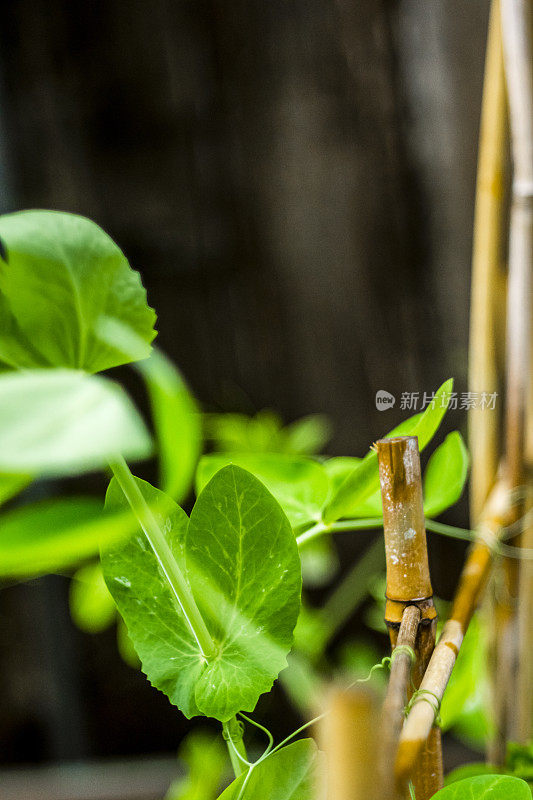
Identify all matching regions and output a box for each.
[469,0,508,525]
[380,604,421,799]
[499,0,533,747]
[395,478,513,785]
[376,436,442,800]
[318,686,380,800]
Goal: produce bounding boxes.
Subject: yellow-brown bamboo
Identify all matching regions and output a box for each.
[318,686,380,800]
[469,0,508,525]
[395,478,512,784]
[377,436,442,799]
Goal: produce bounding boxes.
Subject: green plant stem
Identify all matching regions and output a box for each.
[296,516,383,547]
[108,455,217,659]
[223,716,249,778]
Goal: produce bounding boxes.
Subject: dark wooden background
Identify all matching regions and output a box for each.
[0,0,489,768]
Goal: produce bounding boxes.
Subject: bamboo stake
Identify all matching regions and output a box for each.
[376,436,442,800]
[380,605,421,799]
[318,686,380,800]
[469,0,508,524]
[395,478,512,785]
[499,0,533,747]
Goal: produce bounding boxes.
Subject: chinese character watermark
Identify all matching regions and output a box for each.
[377,389,498,411]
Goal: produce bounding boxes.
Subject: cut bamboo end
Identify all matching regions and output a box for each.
[318,685,380,800]
[377,436,433,604]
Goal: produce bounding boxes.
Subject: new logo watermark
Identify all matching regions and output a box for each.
[375,390,396,410]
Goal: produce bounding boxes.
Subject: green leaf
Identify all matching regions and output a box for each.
[432,775,531,799]
[445,765,505,786]
[205,411,331,456]
[116,616,140,668]
[282,415,332,455]
[322,379,454,523]
[217,740,326,800]
[0,369,152,476]
[102,467,301,721]
[166,729,228,800]
[70,562,116,633]
[196,454,329,528]
[139,351,201,502]
[0,498,137,577]
[323,457,382,517]
[0,210,156,372]
[205,411,283,453]
[424,432,469,518]
[97,317,202,502]
[0,472,32,505]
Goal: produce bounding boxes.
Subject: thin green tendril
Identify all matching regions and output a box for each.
[405,689,442,727]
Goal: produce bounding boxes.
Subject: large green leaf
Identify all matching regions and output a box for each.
[423,431,469,518]
[0,498,137,577]
[197,454,328,529]
[322,379,454,523]
[433,775,531,799]
[0,210,156,372]
[102,467,301,721]
[0,369,151,476]
[217,740,326,800]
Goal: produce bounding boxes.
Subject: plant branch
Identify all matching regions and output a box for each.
[222,716,249,778]
[108,455,217,659]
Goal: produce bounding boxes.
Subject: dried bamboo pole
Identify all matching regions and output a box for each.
[469,0,508,524]
[395,478,513,785]
[376,436,442,800]
[318,686,380,800]
[500,0,533,745]
[380,605,421,799]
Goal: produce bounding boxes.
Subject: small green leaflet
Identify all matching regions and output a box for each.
[216,739,326,800]
[196,453,329,528]
[102,466,301,722]
[0,369,152,476]
[0,210,156,372]
[323,457,382,517]
[423,432,469,518]
[166,729,227,800]
[432,775,531,799]
[0,498,137,578]
[322,379,454,523]
[205,411,331,456]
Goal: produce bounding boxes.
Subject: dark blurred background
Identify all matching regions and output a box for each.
[0,0,490,785]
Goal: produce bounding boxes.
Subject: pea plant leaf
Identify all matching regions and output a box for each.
[322,379,454,523]
[423,431,469,518]
[432,775,532,799]
[323,457,382,517]
[0,369,152,476]
[205,411,331,456]
[196,453,329,529]
[102,466,301,722]
[217,739,326,800]
[0,498,138,578]
[98,317,202,503]
[0,210,156,372]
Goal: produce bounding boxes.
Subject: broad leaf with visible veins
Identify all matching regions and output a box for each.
[102,466,301,721]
